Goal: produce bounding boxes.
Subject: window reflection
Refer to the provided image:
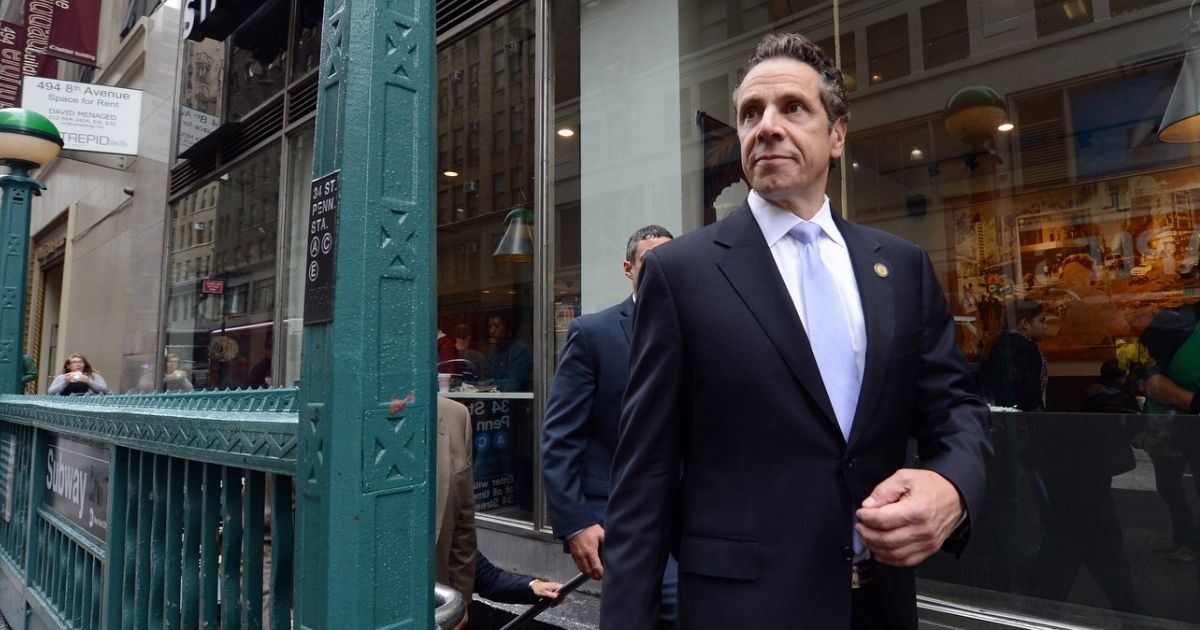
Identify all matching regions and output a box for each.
[226,0,290,120]
[165,146,280,391]
[437,1,536,522]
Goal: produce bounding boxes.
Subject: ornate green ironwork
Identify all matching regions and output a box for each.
[0,165,44,396]
[0,390,299,630]
[296,0,437,627]
[0,391,298,475]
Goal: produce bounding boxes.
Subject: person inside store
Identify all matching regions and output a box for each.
[453,324,486,378]
[542,224,676,627]
[47,353,110,395]
[1025,358,1144,614]
[600,33,992,629]
[978,299,1048,411]
[137,353,195,393]
[482,312,532,392]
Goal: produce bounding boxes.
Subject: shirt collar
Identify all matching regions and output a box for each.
[748,190,845,249]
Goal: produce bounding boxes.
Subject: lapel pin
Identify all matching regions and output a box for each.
[874,263,889,278]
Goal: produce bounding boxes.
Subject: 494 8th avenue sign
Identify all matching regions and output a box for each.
[21,76,141,155]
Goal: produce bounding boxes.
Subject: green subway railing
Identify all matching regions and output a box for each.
[0,388,298,630]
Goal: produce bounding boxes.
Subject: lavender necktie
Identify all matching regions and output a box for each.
[791,221,865,555]
[789,221,860,440]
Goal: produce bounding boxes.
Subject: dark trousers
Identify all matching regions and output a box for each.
[850,582,905,630]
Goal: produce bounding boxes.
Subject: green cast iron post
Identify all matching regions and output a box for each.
[296,0,437,627]
[0,165,43,396]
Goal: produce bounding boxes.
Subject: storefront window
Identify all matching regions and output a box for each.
[165,145,281,391]
[437,0,536,522]
[177,38,226,155]
[546,0,1200,626]
[281,128,315,389]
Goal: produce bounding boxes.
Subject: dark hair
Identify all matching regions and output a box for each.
[1061,253,1096,271]
[1005,299,1044,330]
[733,33,850,127]
[488,312,517,335]
[62,353,95,375]
[1100,359,1126,382]
[625,225,674,263]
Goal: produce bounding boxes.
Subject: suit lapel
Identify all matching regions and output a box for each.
[618,296,634,343]
[715,203,840,432]
[837,218,894,447]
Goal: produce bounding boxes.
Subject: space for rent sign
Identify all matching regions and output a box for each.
[22,76,141,154]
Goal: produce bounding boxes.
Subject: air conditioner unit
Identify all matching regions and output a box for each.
[449,70,463,81]
[504,41,520,53]
[466,180,479,193]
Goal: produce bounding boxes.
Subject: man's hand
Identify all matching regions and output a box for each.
[532,579,563,601]
[855,468,964,567]
[568,523,605,579]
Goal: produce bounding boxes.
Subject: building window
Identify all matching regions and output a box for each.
[816,32,857,92]
[166,146,280,391]
[921,0,969,70]
[867,15,911,85]
[1034,0,1094,37]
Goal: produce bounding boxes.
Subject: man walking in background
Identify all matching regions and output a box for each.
[541,225,675,627]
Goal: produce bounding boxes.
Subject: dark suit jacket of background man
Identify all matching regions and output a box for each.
[541,296,634,540]
[601,202,992,629]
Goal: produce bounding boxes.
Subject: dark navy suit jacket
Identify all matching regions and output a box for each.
[541,296,633,540]
[474,552,539,605]
[600,203,992,629]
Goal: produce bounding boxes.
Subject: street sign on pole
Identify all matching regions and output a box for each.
[303,170,339,325]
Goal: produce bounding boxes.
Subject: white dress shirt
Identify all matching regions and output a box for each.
[748,191,867,381]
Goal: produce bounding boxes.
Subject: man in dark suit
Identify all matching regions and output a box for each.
[600,34,992,629]
[541,225,676,623]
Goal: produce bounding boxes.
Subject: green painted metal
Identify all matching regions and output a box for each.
[0,389,302,630]
[181,460,203,630]
[268,473,294,630]
[200,463,220,628]
[221,466,245,630]
[0,165,44,397]
[164,457,185,629]
[0,422,33,570]
[241,470,265,630]
[0,390,299,475]
[0,107,64,143]
[296,0,437,627]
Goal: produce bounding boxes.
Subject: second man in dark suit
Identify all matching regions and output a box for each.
[541,225,675,625]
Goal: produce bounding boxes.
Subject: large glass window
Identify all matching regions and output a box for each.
[165,146,281,391]
[437,1,536,523]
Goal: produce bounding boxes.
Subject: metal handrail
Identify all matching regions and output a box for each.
[434,583,467,630]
